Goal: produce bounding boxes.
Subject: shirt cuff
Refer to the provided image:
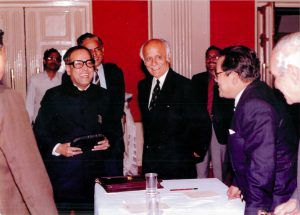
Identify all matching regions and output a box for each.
[52,143,61,156]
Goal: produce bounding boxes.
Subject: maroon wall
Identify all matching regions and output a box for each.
[210,0,255,49]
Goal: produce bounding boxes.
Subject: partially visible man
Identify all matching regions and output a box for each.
[138,38,211,179]
[271,32,300,215]
[77,33,125,176]
[26,48,62,123]
[0,33,58,215]
[34,46,111,213]
[192,45,234,181]
[215,45,297,215]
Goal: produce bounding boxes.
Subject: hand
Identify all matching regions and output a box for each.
[56,143,82,157]
[92,138,110,151]
[193,152,200,158]
[274,199,299,215]
[227,185,241,199]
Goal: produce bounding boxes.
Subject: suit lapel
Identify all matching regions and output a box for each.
[156,69,174,104]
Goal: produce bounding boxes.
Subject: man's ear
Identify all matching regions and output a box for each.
[65,65,71,75]
[231,71,239,85]
[166,53,171,65]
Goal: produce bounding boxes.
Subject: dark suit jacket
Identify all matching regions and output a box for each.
[138,69,211,179]
[228,80,297,214]
[192,72,234,145]
[34,77,112,204]
[0,85,57,215]
[103,63,125,122]
[100,63,125,175]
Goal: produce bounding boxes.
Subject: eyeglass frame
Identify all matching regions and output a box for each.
[214,70,233,79]
[206,55,219,60]
[46,56,61,62]
[66,59,95,69]
[88,46,103,54]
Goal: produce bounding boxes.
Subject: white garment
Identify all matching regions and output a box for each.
[26,71,62,122]
[123,93,138,176]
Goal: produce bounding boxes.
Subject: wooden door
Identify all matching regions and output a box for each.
[25,6,91,81]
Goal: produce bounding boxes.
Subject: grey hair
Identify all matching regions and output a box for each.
[139,38,171,62]
[272,32,300,73]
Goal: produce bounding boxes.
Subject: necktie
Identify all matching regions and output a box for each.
[95,71,101,87]
[149,79,160,111]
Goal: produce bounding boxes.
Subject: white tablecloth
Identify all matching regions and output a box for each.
[94,178,245,215]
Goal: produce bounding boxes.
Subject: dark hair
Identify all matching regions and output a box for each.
[43,48,61,61]
[63,45,93,64]
[76,32,104,47]
[205,45,222,57]
[221,45,260,82]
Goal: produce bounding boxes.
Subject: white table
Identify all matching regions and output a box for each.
[94,178,245,215]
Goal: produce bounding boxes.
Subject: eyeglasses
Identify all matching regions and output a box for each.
[206,55,219,60]
[214,71,226,78]
[66,59,95,69]
[89,47,103,54]
[47,57,61,62]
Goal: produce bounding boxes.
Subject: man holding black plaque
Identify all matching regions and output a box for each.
[34,45,113,213]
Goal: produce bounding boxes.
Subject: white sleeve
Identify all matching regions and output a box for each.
[25,78,36,123]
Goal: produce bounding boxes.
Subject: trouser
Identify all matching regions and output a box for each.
[196,125,227,181]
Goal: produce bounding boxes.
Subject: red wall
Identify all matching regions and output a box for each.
[210,0,255,49]
[92,0,255,121]
[92,0,148,121]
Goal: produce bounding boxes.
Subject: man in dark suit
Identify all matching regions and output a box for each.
[272,32,300,215]
[215,45,297,215]
[192,46,234,181]
[138,38,211,179]
[77,33,125,176]
[34,46,112,213]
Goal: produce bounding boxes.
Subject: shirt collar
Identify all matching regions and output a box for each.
[152,69,169,88]
[73,83,91,91]
[234,87,246,108]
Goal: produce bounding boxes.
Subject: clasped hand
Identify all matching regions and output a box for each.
[56,138,110,157]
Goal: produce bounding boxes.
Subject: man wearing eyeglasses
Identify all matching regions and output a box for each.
[191,46,234,182]
[77,33,125,176]
[215,46,297,215]
[34,46,112,213]
[26,48,62,124]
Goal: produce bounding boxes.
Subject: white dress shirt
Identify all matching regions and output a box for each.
[26,71,62,122]
[234,87,246,110]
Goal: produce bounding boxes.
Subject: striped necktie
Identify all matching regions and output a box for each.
[95,71,101,87]
[149,79,160,111]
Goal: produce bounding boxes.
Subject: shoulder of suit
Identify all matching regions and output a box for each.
[192,71,208,80]
[170,70,191,84]
[103,63,122,71]
[0,85,22,99]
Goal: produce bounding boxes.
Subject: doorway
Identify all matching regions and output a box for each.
[256,0,300,87]
[0,1,92,98]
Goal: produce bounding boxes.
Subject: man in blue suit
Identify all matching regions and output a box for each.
[215,45,297,215]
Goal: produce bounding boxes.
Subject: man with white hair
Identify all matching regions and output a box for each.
[138,38,211,179]
[272,32,300,215]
